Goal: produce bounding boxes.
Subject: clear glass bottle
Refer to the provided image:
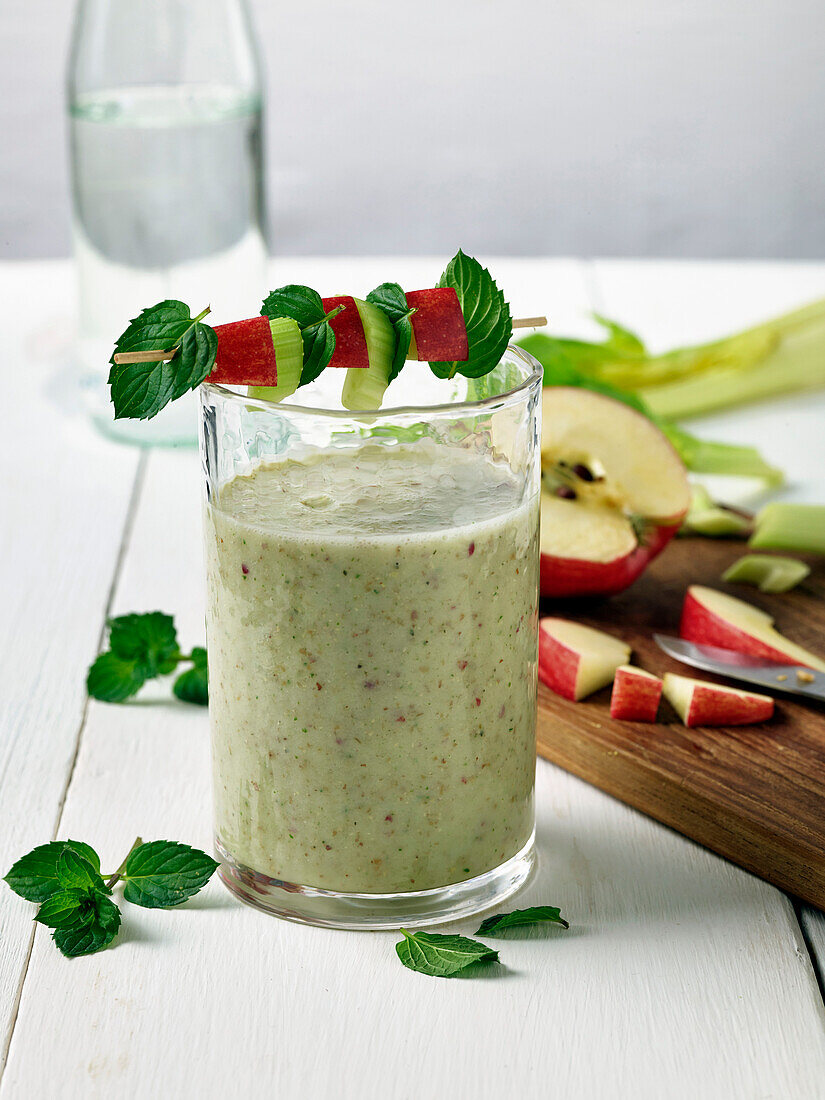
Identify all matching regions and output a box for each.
[67,0,268,447]
[200,351,542,928]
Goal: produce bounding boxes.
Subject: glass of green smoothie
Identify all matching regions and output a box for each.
[200,348,542,928]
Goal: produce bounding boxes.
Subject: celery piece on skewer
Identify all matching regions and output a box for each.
[722,554,810,594]
[750,503,825,556]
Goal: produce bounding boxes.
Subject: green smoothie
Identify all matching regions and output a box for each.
[205,441,538,894]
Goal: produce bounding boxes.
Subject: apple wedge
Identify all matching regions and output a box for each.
[662,673,774,727]
[680,585,825,671]
[540,388,690,598]
[538,617,630,701]
[610,666,663,721]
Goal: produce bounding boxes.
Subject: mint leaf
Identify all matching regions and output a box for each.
[261,285,338,385]
[4,841,101,903]
[56,848,106,893]
[53,896,121,958]
[108,612,179,676]
[592,313,646,357]
[86,651,147,703]
[173,647,208,706]
[109,301,216,420]
[122,841,219,908]
[36,889,96,929]
[476,905,569,936]
[262,285,325,328]
[395,929,499,977]
[430,251,511,379]
[366,282,414,382]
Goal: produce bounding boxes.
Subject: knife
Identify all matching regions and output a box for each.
[653,634,825,703]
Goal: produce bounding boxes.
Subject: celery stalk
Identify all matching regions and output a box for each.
[750,503,825,555]
[662,425,783,486]
[722,554,810,593]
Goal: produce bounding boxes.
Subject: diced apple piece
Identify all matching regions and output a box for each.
[405,287,469,362]
[538,618,630,701]
[322,295,369,368]
[680,585,825,670]
[662,673,774,728]
[210,316,279,386]
[610,666,663,722]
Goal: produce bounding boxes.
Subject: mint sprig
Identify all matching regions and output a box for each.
[261,285,343,386]
[366,281,416,382]
[430,250,511,380]
[5,838,219,958]
[395,929,499,977]
[109,301,217,420]
[476,905,569,936]
[87,612,208,706]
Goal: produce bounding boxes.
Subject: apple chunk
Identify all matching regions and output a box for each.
[540,388,690,598]
[539,617,630,701]
[610,666,662,721]
[663,673,774,727]
[680,585,825,671]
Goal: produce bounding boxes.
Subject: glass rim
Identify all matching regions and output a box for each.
[201,344,543,420]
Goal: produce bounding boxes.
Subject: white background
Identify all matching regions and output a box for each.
[1,0,823,260]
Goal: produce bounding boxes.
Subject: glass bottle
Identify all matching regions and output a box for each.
[67,0,268,446]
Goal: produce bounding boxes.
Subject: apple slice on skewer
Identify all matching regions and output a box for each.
[680,586,825,670]
[405,287,469,362]
[663,673,775,727]
[610,666,663,721]
[539,617,630,701]
[540,388,690,598]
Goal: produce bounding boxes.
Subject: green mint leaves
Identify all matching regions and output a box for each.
[366,282,415,382]
[5,838,219,958]
[396,904,569,977]
[430,250,512,380]
[476,905,570,936]
[260,285,342,386]
[396,930,499,977]
[109,301,217,420]
[120,840,220,908]
[87,612,208,706]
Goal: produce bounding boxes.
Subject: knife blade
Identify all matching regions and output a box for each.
[653,634,825,703]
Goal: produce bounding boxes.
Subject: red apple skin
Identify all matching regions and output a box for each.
[405,288,469,362]
[679,588,814,666]
[210,316,278,386]
[610,667,662,722]
[322,296,369,368]
[537,626,580,701]
[540,523,680,599]
[681,683,774,727]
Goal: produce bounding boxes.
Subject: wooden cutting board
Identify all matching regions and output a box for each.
[536,537,825,909]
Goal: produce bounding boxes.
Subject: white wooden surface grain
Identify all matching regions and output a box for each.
[2,259,825,1099]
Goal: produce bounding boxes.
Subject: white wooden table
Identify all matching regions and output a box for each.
[3,257,825,1099]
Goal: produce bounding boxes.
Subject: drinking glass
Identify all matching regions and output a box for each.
[200,351,542,928]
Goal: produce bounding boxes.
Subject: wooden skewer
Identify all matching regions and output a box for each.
[112,315,548,366]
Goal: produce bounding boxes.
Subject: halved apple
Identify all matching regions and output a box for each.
[662,672,775,727]
[538,617,630,701]
[610,665,663,722]
[540,388,690,598]
[680,585,825,670]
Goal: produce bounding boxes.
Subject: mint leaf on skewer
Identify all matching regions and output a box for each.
[395,929,499,977]
[87,612,208,706]
[109,300,216,420]
[430,250,512,380]
[366,281,415,383]
[261,284,343,386]
[476,905,570,936]
[120,841,220,909]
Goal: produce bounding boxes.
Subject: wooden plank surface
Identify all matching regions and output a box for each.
[3,259,825,1099]
[537,537,825,907]
[0,263,141,1074]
